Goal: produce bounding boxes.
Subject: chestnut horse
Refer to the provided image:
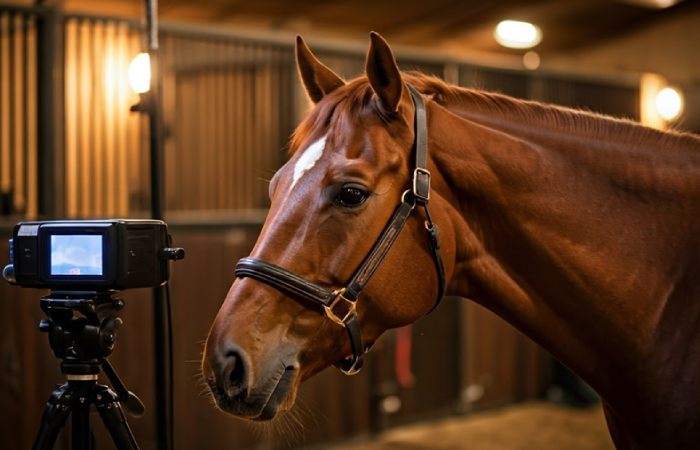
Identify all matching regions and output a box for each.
[203,32,700,449]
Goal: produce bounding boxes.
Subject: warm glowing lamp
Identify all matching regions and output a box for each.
[655,86,684,121]
[494,20,542,49]
[128,53,151,94]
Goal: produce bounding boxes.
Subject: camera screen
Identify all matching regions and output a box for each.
[50,235,103,276]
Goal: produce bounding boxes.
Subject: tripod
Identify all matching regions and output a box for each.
[33,291,144,450]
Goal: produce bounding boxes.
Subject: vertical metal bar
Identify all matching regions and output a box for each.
[46,4,64,219]
[144,2,171,450]
[161,32,175,211]
[126,31,141,213]
[147,0,163,220]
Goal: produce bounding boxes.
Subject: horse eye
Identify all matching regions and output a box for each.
[334,186,369,208]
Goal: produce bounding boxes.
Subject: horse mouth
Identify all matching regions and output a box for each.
[253,367,296,421]
[209,366,297,421]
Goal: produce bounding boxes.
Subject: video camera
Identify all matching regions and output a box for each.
[2,219,184,291]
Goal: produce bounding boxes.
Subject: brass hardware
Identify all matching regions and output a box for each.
[413,167,431,202]
[324,288,356,326]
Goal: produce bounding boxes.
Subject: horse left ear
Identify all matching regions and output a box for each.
[366,32,403,113]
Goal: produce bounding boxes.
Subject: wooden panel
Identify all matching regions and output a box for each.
[165,35,295,215]
[461,302,550,410]
[25,15,37,218]
[0,13,9,196]
[12,14,25,212]
[63,18,145,218]
[0,11,38,217]
[374,299,462,429]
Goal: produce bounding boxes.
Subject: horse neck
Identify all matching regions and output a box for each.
[428,95,700,409]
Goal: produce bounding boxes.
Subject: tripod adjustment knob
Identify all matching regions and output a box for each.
[100,317,123,351]
[125,391,146,417]
[2,263,16,284]
[39,319,51,333]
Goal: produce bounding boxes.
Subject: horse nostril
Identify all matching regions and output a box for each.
[218,346,248,399]
[227,351,245,390]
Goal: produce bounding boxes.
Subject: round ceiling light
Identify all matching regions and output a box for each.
[494,20,542,49]
[655,86,684,121]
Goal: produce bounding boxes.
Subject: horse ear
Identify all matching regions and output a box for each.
[366,32,403,112]
[295,36,345,103]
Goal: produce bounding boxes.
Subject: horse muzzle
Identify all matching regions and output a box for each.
[203,339,299,420]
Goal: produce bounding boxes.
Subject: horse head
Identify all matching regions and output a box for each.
[201,32,454,421]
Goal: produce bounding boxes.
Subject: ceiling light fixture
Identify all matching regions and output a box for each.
[494,20,542,49]
[655,86,684,121]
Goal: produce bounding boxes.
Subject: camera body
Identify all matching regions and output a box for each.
[5,219,174,291]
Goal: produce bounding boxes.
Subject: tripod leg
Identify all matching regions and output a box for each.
[94,384,140,450]
[71,383,92,450]
[32,384,73,450]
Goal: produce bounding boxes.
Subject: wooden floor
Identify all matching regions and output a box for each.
[325,402,616,450]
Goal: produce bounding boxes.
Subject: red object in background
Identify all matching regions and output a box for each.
[395,325,415,389]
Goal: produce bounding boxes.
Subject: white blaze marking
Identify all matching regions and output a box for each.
[291,135,327,190]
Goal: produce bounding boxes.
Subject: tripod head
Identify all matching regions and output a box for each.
[40,291,145,416]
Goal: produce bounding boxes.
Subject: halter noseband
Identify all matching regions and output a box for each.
[234,85,446,375]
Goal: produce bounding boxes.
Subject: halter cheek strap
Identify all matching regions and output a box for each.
[234,85,445,375]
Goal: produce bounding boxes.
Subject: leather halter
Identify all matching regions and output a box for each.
[235,85,446,375]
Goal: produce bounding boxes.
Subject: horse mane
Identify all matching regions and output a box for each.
[289,71,700,157]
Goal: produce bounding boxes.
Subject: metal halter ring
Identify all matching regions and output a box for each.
[400,190,417,208]
[324,288,357,326]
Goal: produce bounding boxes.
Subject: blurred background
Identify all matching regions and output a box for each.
[0,0,698,449]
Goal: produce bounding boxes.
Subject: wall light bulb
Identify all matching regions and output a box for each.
[128,53,151,94]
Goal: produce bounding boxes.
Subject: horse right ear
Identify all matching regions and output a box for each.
[296,36,345,103]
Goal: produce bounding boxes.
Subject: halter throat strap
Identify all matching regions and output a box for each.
[234,84,445,375]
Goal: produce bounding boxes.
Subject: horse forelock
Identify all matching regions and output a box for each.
[289,78,376,157]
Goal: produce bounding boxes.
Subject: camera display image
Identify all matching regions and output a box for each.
[50,235,103,276]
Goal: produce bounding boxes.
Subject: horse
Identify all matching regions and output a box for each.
[202,32,700,449]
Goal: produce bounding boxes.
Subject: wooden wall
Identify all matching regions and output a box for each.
[0,9,38,218]
[0,226,550,450]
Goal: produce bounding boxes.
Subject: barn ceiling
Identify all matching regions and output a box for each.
[0,0,684,62]
[34,0,700,56]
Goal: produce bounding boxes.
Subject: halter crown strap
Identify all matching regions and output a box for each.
[234,84,445,375]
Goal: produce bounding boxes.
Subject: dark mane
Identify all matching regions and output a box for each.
[290,71,700,156]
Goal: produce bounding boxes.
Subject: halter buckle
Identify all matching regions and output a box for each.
[324,288,356,326]
[413,168,431,203]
